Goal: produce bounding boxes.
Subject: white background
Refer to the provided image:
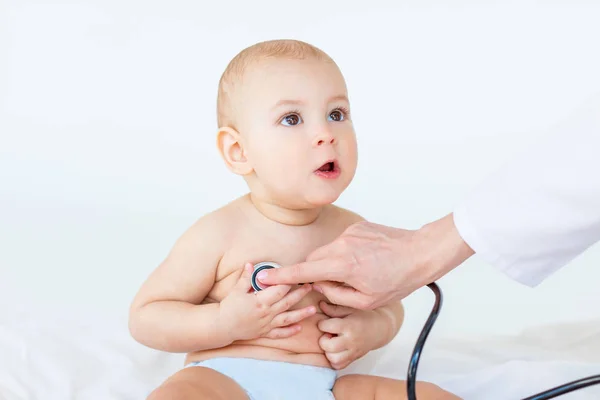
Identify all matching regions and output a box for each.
[2,0,600,375]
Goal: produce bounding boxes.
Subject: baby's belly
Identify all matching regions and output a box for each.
[185,311,331,368]
[236,312,328,353]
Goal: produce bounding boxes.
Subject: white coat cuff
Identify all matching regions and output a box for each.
[453,204,545,288]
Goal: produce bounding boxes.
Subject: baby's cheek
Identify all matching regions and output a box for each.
[264,157,302,184]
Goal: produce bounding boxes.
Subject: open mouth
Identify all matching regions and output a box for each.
[314,160,340,178]
[317,161,335,172]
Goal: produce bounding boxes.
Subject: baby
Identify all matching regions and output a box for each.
[129,39,460,400]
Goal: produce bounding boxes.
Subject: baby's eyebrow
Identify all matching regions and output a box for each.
[271,95,349,111]
[328,94,349,104]
[272,99,304,110]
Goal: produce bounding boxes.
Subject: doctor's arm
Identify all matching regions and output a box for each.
[452,95,600,287]
[257,95,600,309]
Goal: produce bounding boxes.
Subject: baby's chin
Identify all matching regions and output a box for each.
[269,192,340,210]
[265,183,349,210]
[303,189,344,207]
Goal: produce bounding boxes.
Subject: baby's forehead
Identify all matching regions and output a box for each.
[237,57,347,101]
[245,56,338,78]
[217,41,345,127]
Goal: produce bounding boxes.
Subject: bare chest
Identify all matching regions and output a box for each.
[206,225,334,302]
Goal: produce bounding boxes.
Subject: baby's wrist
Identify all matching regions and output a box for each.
[214,303,237,345]
[372,308,397,347]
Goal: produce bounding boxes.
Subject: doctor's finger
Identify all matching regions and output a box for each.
[315,281,376,310]
[319,301,354,318]
[257,258,346,286]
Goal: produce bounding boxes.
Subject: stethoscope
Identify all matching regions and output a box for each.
[249,262,600,399]
[250,261,281,292]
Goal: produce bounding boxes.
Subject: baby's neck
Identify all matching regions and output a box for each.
[248,193,323,226]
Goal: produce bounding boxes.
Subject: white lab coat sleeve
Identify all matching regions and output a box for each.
[453,94,600,287]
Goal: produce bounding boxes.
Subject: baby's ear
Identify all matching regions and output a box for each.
[216,126,253,175]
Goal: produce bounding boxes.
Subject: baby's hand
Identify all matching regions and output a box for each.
[317,301,381,370]
[219,263,316,342]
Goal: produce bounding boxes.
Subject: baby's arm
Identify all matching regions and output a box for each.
[128,211,232,353]
[129,209,316,354]
[371,299,405,350]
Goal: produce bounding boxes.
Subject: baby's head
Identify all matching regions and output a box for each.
[216,39,357,210]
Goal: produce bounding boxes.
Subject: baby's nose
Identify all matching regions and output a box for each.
[313,131,336,147]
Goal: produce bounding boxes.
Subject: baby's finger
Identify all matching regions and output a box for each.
[235,263,255,293]
[271,305,316,328]
[318,333,347,353]
[256,283,292,305]
[263,324,302,339]
[326,350,351,370]
[317,317,345,335]
[271,283,312,313]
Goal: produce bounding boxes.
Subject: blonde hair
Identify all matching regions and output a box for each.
[216,39,335,128]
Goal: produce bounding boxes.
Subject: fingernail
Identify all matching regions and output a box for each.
[256,270,268,281]
[313,285,323,294]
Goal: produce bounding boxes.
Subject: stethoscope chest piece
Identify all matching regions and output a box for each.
[251,261,281,292]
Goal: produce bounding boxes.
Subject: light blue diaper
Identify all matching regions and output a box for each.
[185,357,337,400]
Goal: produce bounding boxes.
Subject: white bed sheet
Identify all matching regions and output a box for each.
[1,303,599,400]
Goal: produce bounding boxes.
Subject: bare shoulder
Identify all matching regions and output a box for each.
[324,205,366,231]
[130,196,247,310]
[183,197,244,245]
[163,194,252,270]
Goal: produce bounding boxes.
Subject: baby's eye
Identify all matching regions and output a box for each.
[281,114,302,126]
[328,110,345,122]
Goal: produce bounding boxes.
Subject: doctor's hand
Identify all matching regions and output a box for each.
[257,214,474,310]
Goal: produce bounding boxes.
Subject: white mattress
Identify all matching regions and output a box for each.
[1,302,598,400]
